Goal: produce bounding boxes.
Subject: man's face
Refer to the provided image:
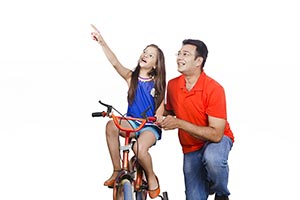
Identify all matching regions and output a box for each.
[176,44,201,74]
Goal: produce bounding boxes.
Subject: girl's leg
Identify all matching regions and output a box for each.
[132,131,158,190]
[104,120,134,183]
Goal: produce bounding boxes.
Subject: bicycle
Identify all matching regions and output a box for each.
[92,100,169,200]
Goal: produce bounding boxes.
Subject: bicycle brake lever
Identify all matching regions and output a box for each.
[99,100,111,107]
[99,100,113,114]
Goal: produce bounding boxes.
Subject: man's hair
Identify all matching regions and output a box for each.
[182,39,208,68]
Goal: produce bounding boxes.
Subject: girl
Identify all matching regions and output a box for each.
[91,24,166,199]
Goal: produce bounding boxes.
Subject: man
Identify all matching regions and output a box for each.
[159,39,234,200]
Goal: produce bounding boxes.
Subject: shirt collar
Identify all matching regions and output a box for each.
[179,71,206,91]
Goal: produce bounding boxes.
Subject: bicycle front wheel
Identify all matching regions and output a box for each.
[114,179,134,200]
[123,180,133,200]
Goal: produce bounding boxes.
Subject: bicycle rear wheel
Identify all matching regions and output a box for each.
[136,190,147,200]
[114,179,133,200]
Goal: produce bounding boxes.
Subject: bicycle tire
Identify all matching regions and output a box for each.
[136,190,147,200]
[114,179,133,200]
[123,180,133,200]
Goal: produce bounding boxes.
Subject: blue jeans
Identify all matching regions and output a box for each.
[183,136,233,200]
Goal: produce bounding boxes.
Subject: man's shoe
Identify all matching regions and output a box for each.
[215,195,229,200]
[208,181,214,195]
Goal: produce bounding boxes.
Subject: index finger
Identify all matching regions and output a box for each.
[91,24,100,33]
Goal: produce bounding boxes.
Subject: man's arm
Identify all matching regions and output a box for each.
[160,115,225,143]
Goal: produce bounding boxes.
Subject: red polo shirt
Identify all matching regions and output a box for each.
[166,71,234,153]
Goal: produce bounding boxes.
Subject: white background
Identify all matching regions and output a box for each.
[1,0,299,199]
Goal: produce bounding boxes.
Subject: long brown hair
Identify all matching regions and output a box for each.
[128,44,166,111]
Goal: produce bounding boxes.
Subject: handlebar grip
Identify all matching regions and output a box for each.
[92,112,106,117]
[147,116,156,122]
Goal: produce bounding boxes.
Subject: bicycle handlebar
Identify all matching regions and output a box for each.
[92,101,156,133]
[91,111,106,117]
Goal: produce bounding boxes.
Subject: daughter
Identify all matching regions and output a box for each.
[91,24,166,199]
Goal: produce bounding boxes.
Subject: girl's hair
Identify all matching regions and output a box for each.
[128,44,166,111]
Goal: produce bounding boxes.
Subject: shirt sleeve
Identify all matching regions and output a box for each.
[206,84,227,119]
[165,81,173,111]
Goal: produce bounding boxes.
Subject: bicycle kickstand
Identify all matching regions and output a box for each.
[158,191,169,200]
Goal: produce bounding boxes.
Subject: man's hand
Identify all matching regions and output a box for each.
[158,115,178,130]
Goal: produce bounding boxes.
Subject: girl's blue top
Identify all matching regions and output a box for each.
[126,79,155,119]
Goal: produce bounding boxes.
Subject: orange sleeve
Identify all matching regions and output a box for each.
[206,84,227,119]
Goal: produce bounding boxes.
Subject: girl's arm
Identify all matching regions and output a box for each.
[155,100,165,123]
[91,24,131,84]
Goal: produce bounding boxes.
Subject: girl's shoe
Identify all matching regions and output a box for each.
[148,175,160,199]
[103,169,120,188]
[104,179,115,188]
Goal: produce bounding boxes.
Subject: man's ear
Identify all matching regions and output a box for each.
[196,57,203,67]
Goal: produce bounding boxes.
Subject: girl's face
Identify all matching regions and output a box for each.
[139,46,158,70]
